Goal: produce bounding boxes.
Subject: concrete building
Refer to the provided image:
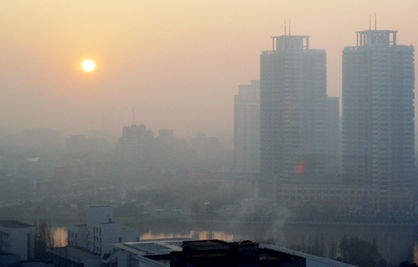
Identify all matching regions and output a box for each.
[0,220,36,261]
[324,96,340,178]
[234,80,260,173]
[49,246,102,267]
[342,29,415,198]
[64,206,139,257]
[0,253,54,267]
[20,262,54,267]
[104,238,185,266]
[0,253,21,267]
[116,124,154,167]
[260,34,327,189]
[105,239,356,267]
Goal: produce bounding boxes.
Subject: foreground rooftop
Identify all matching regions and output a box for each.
[0,220,33,229]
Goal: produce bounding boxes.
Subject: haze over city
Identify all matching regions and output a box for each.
[1,0,417,142]
[0,1,417,267]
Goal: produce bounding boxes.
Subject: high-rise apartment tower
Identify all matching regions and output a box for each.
[342,29,415,193]
[260,35,327,184]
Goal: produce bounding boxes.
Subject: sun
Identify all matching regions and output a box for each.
[81,59,96,72]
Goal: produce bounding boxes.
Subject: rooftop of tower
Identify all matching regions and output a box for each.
[354,29,398,47]
[271,35,310,51]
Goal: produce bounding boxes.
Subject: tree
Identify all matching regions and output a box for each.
[338,236,383,267]
[34,219,54,260]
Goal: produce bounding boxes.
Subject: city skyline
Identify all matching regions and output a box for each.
[1,2,417,264]
[1,1,418,143]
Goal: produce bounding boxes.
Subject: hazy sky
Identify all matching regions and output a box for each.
[1,0,417,143]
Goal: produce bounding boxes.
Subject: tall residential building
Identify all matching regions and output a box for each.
[260,35,327,184]
[324,96,340,177]
[234,80,260,173]
[342,30,415,193]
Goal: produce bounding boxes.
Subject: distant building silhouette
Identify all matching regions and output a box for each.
[234,80,260,173]
[324,96,340,178]
[342,30,415,197]
[154,129,189,172]
[116,124,154,167]
[260,35,327,189]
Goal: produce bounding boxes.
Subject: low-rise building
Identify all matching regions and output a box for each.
[51,206,139,267]
[104,238,186,266]
[0,220,36,261]
[49,246,101,267]
[0,253,20,267]
[105,239,357,267]
[66,206,139,256]
[20,261,54,267]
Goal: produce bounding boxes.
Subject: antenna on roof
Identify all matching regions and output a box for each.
[369,14,371,30]
[374,13,377,30]
[289,19,291,36]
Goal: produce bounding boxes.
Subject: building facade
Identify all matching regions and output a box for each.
[342,30,415,195]
[0,220,36,261]
[324,96,341,178]
[66,206,139,257]
[234,80,260,173]
[260,35,327,185]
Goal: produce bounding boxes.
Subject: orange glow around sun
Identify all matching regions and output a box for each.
[81,59,96,72]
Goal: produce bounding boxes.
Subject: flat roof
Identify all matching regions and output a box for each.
[20,262,54,266]
[261,244,356,267]
[50,247,99,262]
[0,220,33,228]
[356,29,397,33]
[113,239,357,266]
[114,239,187,256]
[272,35,310,38]
[185,240,228,247]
